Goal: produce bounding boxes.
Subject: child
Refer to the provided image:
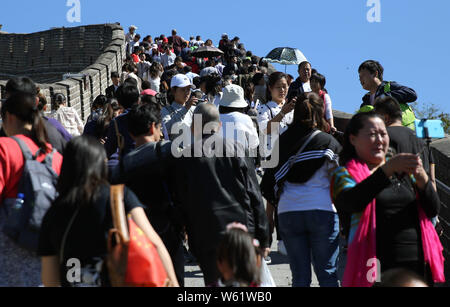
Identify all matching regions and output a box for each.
[215,223,262,287]
[310,72,336,133]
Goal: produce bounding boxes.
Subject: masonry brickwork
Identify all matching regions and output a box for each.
[0,23,125,121]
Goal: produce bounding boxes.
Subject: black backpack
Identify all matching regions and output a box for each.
[2,137,59,252]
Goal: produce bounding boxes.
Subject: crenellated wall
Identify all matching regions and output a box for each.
[0,23,125,121]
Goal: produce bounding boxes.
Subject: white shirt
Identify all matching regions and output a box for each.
[219,112,259,153]
[161,102,196,142]
[257,101,294,158]
[324,93,333,121]
[161,53,176,68]
[149,77,160,93]
[51,106,84,137]
[125,32,135,44]
[302,81,312,93]
[278,163,337,214]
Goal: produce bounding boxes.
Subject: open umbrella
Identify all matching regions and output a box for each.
[191,46,224,58]
[263,47,308,73]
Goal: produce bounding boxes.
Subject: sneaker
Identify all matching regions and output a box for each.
[264,256,272,265]
[278,240,288,256]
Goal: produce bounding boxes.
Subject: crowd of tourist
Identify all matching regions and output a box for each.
[0,25,445,288]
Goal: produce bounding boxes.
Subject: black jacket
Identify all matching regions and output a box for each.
[361,81,417,108]
[287,77,307,101]
[171,135,270,253]
[109,141,179,235]
[105,85,118,99]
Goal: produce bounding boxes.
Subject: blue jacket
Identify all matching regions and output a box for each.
[361,81,417,108]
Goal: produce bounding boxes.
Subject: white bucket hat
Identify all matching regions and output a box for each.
[219,84,248,108]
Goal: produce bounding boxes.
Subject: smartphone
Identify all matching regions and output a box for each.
[415,119,445,139]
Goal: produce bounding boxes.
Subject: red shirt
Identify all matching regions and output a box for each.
[0,135,63,202]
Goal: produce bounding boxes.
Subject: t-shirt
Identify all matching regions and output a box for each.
[0,135,63,202]
[161,53,176,68]
[278,163,337,214]
[37,184,143,287]
[257,101,294,158]
[302,81,312,93]
[387,126,434,173]
[324,93,333,121]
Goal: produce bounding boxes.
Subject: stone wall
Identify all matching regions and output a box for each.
[0,23,125,121]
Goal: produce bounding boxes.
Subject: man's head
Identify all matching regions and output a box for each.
[191,103,221,139]
[373,96,403,126]
[116,84,140,109]
[129,25,137,34]
[128,103,162,142]
[359,60,384,91]
[133,34,141,42]
[111,72,120,86]
[172,29,177,36]
[298,61,312,83]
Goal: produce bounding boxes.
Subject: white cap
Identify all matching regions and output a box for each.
[129,25,138,30]
[222,33,228,38]
[219,85,248,108]
[171,74,196,89]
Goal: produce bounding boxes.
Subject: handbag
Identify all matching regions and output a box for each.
[106,184,170,287]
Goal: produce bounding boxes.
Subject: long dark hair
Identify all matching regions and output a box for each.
[340,111,383,166]
[3,93,49,153]
[95,99,120,139]
[292,92,328,132]
[55,136,108,207]
[52,93,66,111]
[216,228,261,286]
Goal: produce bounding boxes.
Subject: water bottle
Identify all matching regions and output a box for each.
[13,193,25,210]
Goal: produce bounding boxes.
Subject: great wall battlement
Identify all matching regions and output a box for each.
[0,23,125,121]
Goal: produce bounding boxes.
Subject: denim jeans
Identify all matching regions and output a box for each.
[278,210,340,287]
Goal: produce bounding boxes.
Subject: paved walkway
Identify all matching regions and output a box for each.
[184,232,347,287]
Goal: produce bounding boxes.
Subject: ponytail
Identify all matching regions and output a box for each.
[4,93,50,153]
[31,108,50,153]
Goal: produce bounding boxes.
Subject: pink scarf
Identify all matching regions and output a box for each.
[343,159,377,287]
[343,159,445,287]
